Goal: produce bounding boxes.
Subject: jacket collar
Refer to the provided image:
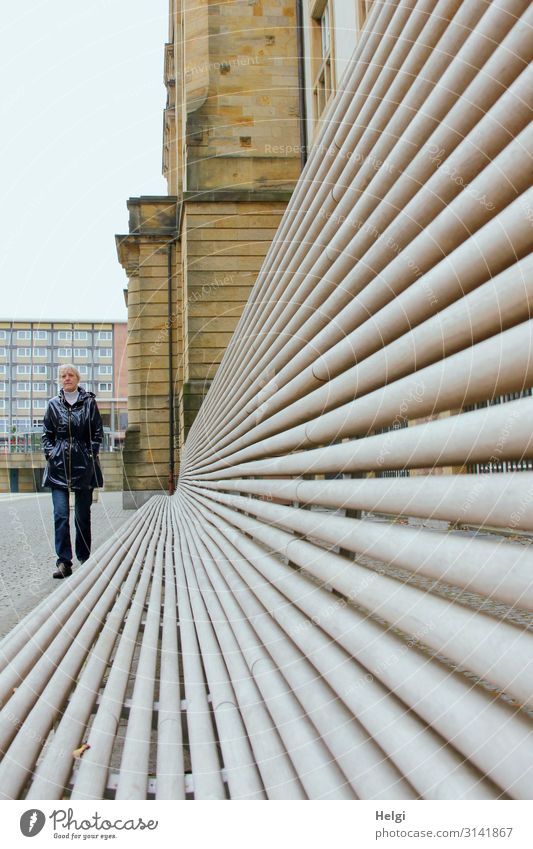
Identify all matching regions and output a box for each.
[59,386,93,407]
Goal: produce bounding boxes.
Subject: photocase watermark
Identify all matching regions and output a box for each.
[50,807,158,834]
[311,138,400,180]
[288,570,378,638]
[185,54,259,81]
[347,145,398,180]
[0,85,25,117]
[19,807,159,839]
[509,482,533,530]
[486,404,521,468]
[519,194,533,229]
[8,505,42,598]
[20,809,46,837]
[425,142,496,211]
[343,621,437,698]
[265,143,306,156]
[376,381,426,467]
[4,706,65,754]
[149,273,236,355]
[454,478,486,526]
[317,208,439,307]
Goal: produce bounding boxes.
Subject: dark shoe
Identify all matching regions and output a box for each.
[79,559,87,566]
[53,562,73,579]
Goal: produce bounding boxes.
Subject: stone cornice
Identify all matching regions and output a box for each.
[115,197,182,281]
[127,196,180,235]
[182,189,294,203]
[115,235,141,277]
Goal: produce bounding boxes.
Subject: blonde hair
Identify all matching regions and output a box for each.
[58,363,81,381]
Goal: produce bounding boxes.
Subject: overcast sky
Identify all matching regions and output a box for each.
[0,0,168,322]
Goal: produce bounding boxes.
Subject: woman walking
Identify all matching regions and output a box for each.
[42,364,104,578]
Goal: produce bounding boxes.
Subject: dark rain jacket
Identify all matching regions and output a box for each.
[42,387,104,490]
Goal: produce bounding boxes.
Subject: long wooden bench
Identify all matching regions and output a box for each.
[0,495,406,801]
[0,497,369,800]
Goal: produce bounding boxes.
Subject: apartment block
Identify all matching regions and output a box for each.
[0,320,128,451]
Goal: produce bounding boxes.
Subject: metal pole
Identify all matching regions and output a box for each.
[168,241,175,494]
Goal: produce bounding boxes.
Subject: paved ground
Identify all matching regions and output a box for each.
[0,491,130,638]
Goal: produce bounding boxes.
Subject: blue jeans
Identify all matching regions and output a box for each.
[51,487,93,566]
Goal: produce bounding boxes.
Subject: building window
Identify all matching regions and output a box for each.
[33,330,48,340]
[58,330,73,341]
[33,399,46,409]
[0,365,7,375]
[73,348,88,358]
[57,347,72,358]
[0,399,5,409]
[98,382,112,392]
[17,382,31,392]
[0,330,7,340]
[99,348,112,358]
[0,382,6,392]
[320,3,330,57]
[13,418,30,430]
[33,382,47,392]
[97,331,112,341]
[374,418,410,478]
[0,420,8,432]
[17,365,31,375]
[17,330,31,340]
[99,365,113,375]
[18,399,31,409]
[33,348,47,357]
[311,0,334,121]
[77,365,89,375]
[33,364,47,375]
[74,330,89,340]
[16,347,30,357]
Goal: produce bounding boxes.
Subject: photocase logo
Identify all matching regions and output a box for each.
[20,809,46,837]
